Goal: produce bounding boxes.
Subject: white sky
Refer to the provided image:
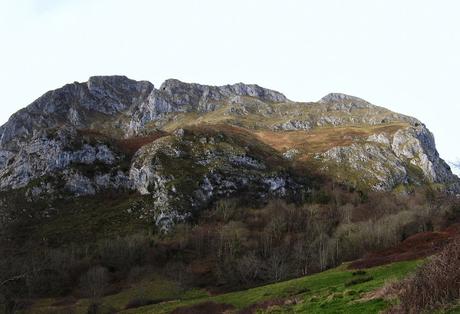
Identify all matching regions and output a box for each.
[1,0,459,173]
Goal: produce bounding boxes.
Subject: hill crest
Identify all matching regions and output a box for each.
[0,76,458,229]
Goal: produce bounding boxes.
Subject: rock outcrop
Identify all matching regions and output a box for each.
[128,127,303,230]
[0,76,457,229]
[317,124,459,192]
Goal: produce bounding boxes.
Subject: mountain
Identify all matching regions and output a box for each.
[0,76,458,231]
[2,76,460,314]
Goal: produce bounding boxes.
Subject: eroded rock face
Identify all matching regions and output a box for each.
[0,76,458,229]
[0,127,129,197]
[319,125,459,192]
[159,79,287,105]
[367,133,391,145]
[125,80,288,135]
[0,76,290,197]
[0,76,154,150]
[128,130,303,230]
[320,142,409,191]
[276,120,312,131]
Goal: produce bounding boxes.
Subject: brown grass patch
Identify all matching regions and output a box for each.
[255,123,408,159]
[171,301,235,314]
[349,223,460,269]
[76,128,169,156]
[387,237,460,313]
[359,279,401,303]
[117,131,168,155]
[238,298,286,314]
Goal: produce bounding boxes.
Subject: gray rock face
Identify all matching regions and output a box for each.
[320,143,409,191]
[319,125,459,192]
[0,76,458,229]
[276,120,312,131]
[127,132,303,230]
[85,76,154,115]
[0,76,154,150]
[0,126,128,196]
[268,93,422,133]
[391,126,458,186]
[0,150,14,169]
[126,80,288,135]
[367,133,391,145]
[319,93,373,109]
[0,76,291,195]
[159,79,288,105]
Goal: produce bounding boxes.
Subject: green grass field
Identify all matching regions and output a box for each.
[28,259,422,314]
[128,260,419,314]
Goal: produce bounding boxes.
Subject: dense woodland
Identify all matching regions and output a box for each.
[1,181,459,313]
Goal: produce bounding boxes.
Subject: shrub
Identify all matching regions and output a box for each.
[344,275,373,287]
[343,289,357,296]
[214,199,239,222]
[124,298,157,309]
[86,302,116,314]
[391,238,460,313]
[171,301,235,314]
[282,286,310,296]
[87,302,100,314]
[97,235,148,273]
[352,270,367,276]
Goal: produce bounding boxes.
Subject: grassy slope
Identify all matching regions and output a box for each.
[132,260,419,314]
[26,275,206,314]
[254,122,407,159]
[28,260,421,314]
[1,192,150,251]
[158,98,407,134]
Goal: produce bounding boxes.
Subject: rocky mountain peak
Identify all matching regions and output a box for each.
[0,76,460,216]
[0,77,459,230]
[0,76,155,149]
[159,79,288,104]
[319,93,372,109]
[87,75,153,97]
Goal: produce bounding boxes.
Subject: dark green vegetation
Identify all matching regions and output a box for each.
[1,192,149,247]
[1,183,459,313]
[15,260,422,313]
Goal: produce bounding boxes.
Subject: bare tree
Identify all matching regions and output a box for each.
[265,248,289,282]
[293,239,315,276]
[339,203,354,225]
[80,266,109,301]
[236,252,262,284]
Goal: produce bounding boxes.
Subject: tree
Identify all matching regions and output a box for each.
[265,248,289,282]
[80,266,109,301]
[293,238,315,276]
[236,252,262,284]
[339,203,354,225]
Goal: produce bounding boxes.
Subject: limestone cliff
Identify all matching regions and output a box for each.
[0,76,457,228]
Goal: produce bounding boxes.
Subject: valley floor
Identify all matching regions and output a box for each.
[25,260,422,314]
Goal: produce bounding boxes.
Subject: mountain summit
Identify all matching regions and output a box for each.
[0,76,458,229]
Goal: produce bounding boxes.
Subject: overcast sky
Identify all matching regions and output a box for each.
[1,0,459,173]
